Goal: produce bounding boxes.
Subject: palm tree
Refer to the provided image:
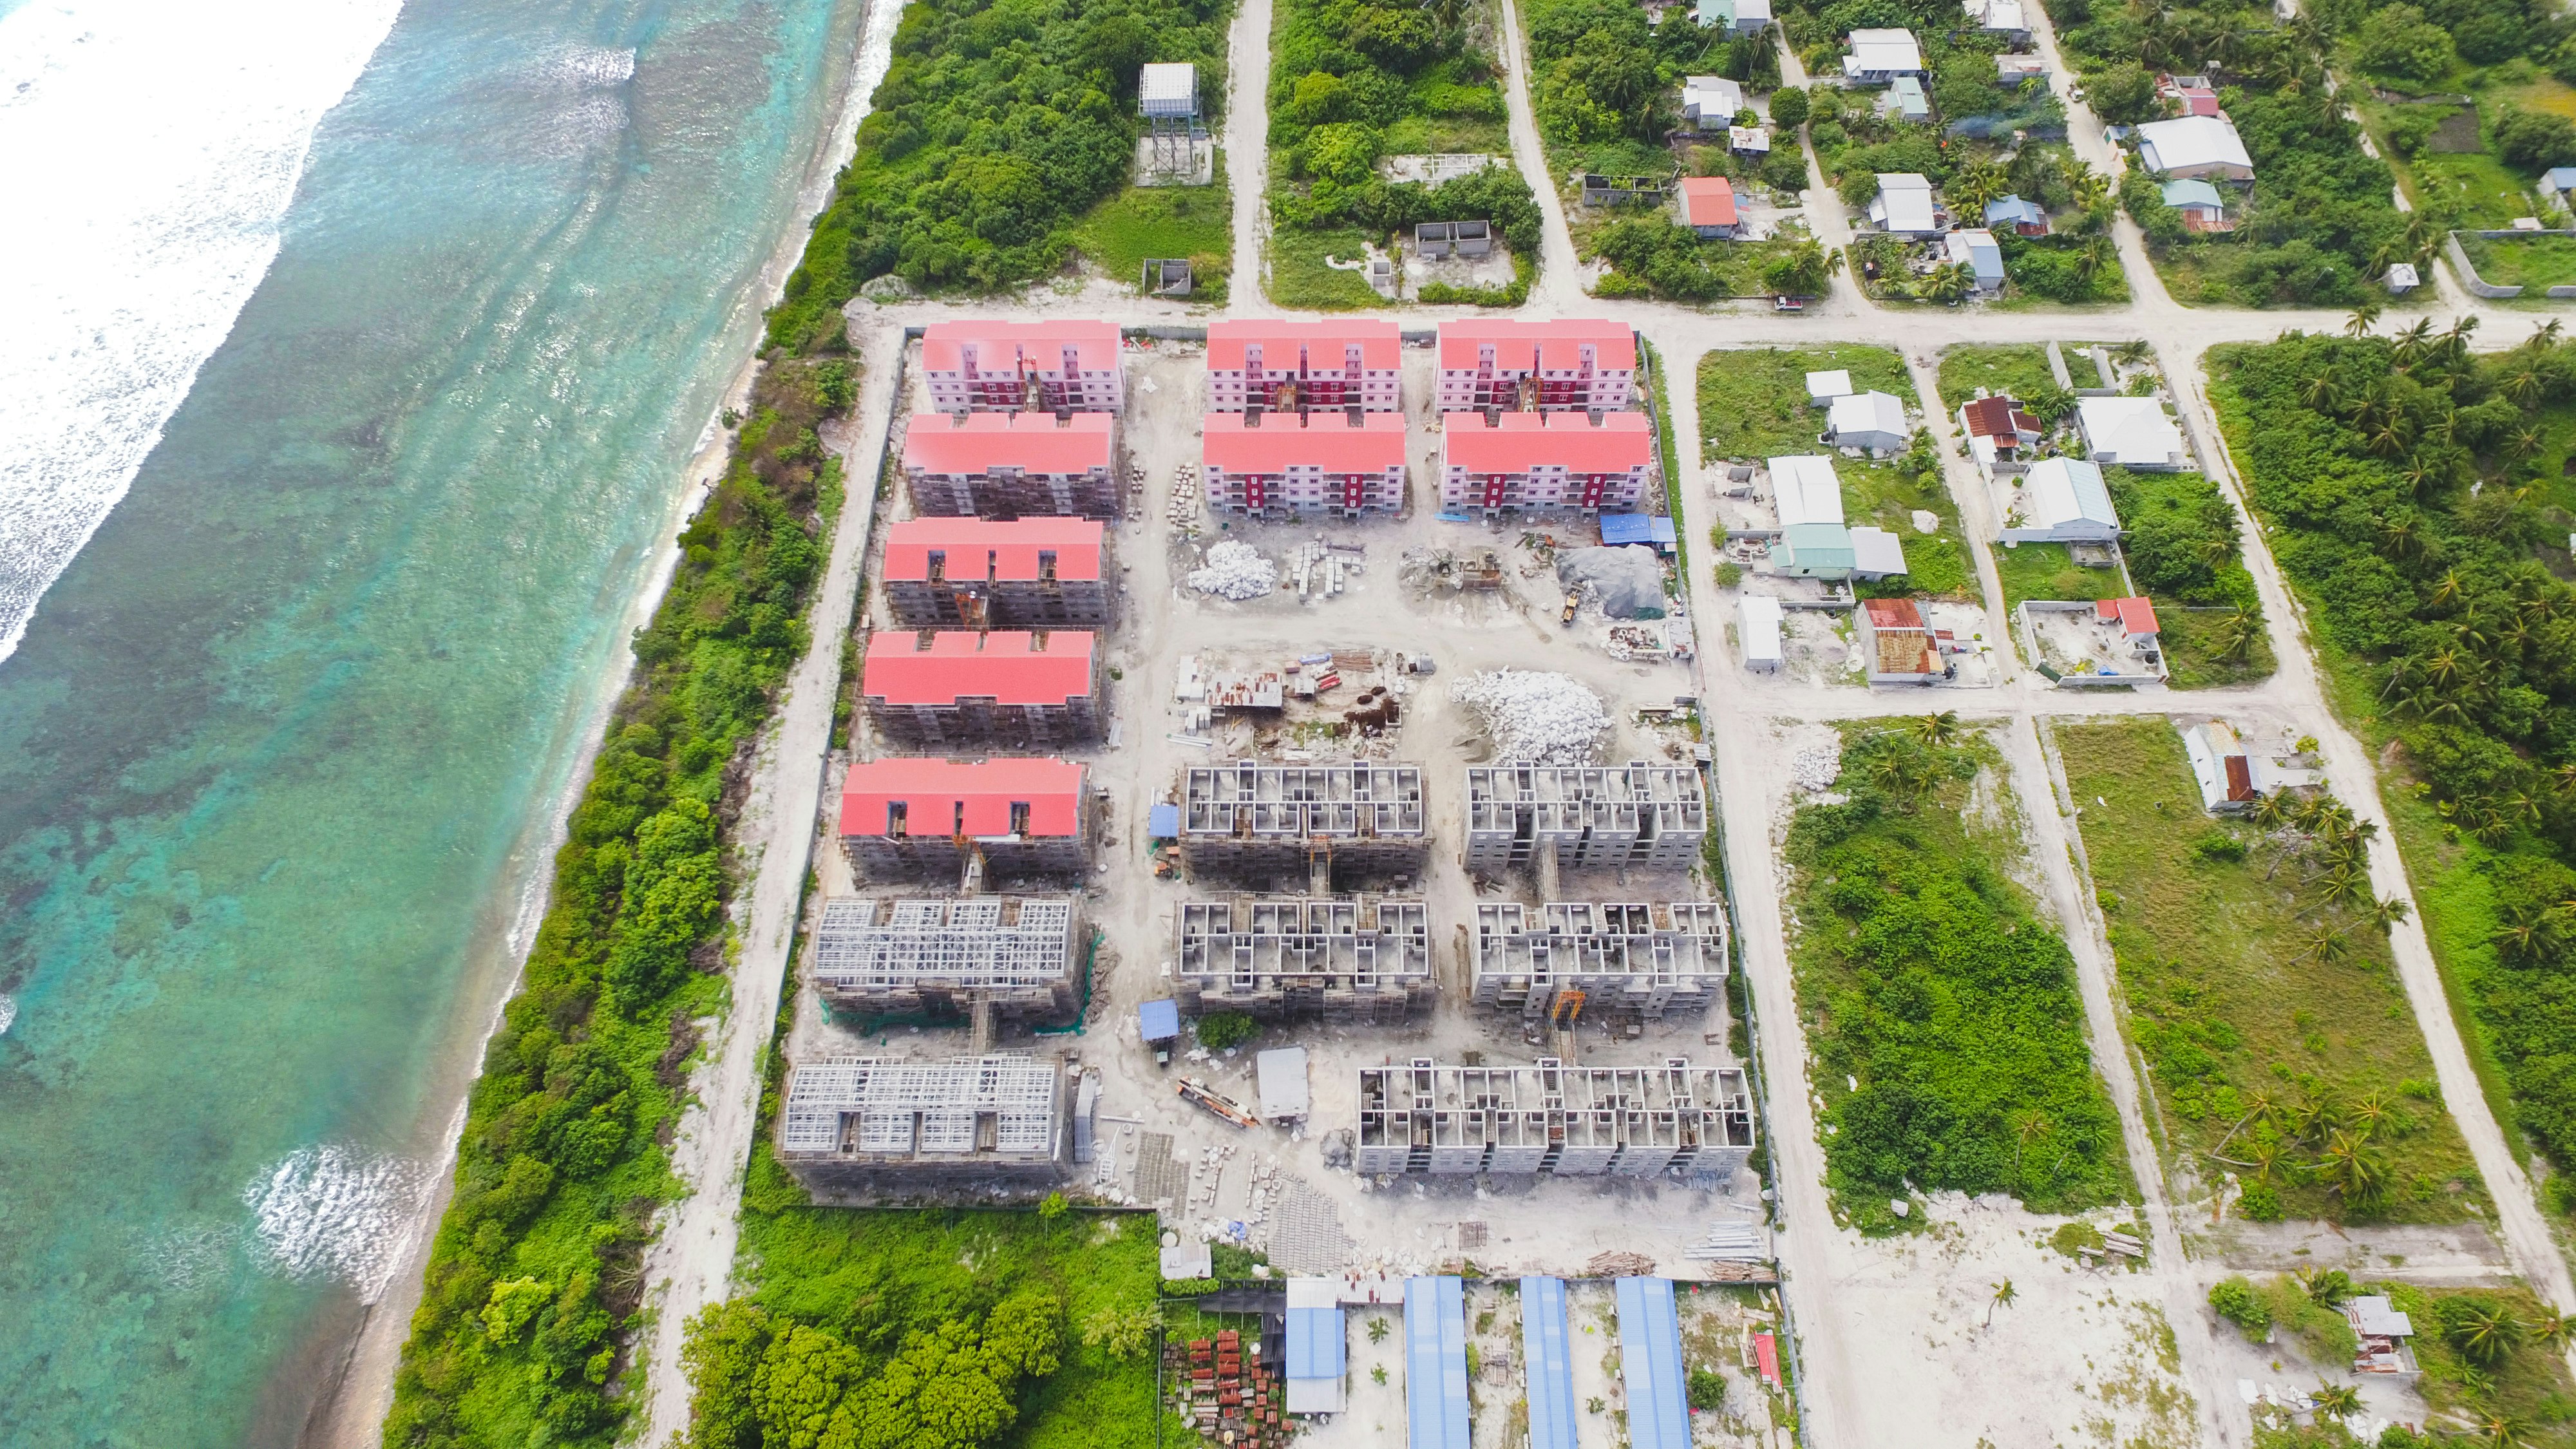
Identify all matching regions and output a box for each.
[2447,1299,2526,1369]
[2532,1307,2571,1350]
[2474,1412,2532,1449]
[2310,1382,2363,1420]
[2394,317,2436,366]
[1987,1278,2018,1327]
[1924,261,1976,305]
[2213,607,2262,663]
[2430,568,2468,609]
[2249,791,2295,833]
[2302,370,2345,413]
[2315,1128,2391,1211]
[2376,513,2425,562]
[2529,319,2566,350]
[2503,366,2543,408]
[1915,710,1962,746]
[2346,302,2383,338]
[2112,339,2153,367]
[2300,921,2351,967]
[2369,896,2412,934]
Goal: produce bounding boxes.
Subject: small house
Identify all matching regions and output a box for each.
[2545,166,2576,201]
[2345,1296,2420,1376]
[1805,369,1854,403]
[1996,53,2051,86]
[1729,125,1772,156]
[1767,521,1857,578]
[1697,0,1773,32]
[1964,0,2032,42]
[1826,391,1911,455]
[1842,27,1927,81]
[1957,394,2041,469]
[1868,173,1944,236]
[2135,115,2253,182]
[1680,176,1741,238]
[2157,73,2222,118]
[2076,395,2189,469]
[1738,594,1785,670]
[2096,595,2161,654]
[1681,75,1744,129]
[1861,597,1942,683]
[1770,454,1846,527]
[1283,1279,1348,1413]
[1850,525,1909,580]
[1942,228,2006,294]
[1985,194,2049,236]
[2004,457,2121,542]
[2181,720,2256,813]
[1887,75,1931,122]
[2386,261,2421,295]
[2159,177,2231,233]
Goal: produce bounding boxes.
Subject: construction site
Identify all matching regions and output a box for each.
[808,895,1081,1023]
[1173,895,1434,1019]
[1175,761,1428,884]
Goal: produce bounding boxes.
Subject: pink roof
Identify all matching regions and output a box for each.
[838,756,1085,838]
[1202,410,1406,474]
[2097,596,2161,636]
[882,516,1104,584]
[1437,319,1638,373]
[1680,176,1738,229]
[903,411,1112,476]
[920,319,1119,374]
[1443,410,1651,473]
[1864,597,1926,630]
[862,630,1095,706]
[1206,319,1401,372]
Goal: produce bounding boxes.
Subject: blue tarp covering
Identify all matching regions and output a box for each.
[1285,1306,1345,1380]
[1147,802,1180,838]
[1599,514,1678,548]
[1405,1276,1471,1449]
[1138,999,1181,1042]
[1616,1277,1690,1449]
[1520,1277,1579,1449]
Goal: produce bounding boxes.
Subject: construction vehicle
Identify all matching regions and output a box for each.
[1561,592,1581,626]
[1177,1076,1260,1128]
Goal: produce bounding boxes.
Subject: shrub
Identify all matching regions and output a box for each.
[2496,104,2576,172]
[2190,829,2249,864]
[2210,1276,2273,1339]
[2236,1181,2284,1220]
[1687,1367,1727,1410]
[1768,84,1810,129]
[2087,63,2156,126]
[1196,1011,1259,1050]
[2356,6,2458,82]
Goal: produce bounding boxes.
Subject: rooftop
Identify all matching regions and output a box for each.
[904,411,1114,476]
[1444,410,1652,472]
[1437,318,1639,372]
[839,757,1085,838]
[1679,175,1738,228]
[1208,318,1401,372]
[1769,454,1845,527]
[1203,408,1406,473]
[862,629,1095,706]
[2136,115,2251,173]
[2023,457,2119,529]
[1960,394,2039,441]
[1865,596,1927,630]
[2097,596,2161,636]
[882,516,1105,584]
[920,319,1119,375]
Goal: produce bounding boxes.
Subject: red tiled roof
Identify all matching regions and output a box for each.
[903,411,1112,476]
[838,756,1085,838]
[2096,596,2161,636]
[1207,319,1401,372]
[862,630,1096,706]
[1202,410,1406,474]
[882,517,1104,584]
[1437,319,1638,373]
[1960,395,2040,441]
[1679,176,1738,229]
[1864,596,1926,630]
[2224,754,2254,801]
[921,319,1119,374]
[1442,410,1651,473]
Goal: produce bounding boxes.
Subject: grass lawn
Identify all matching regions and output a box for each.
[1381,109,1513,156]
[1993,539,2110,611]
[2461,232,2576,291]
[2059,719,2486,1223]
[1266,225,1383,310]
[1072,170,1233,305]
[2154,605,2277,688]
[1938,343,2061,405]
[1846,462,1975,600]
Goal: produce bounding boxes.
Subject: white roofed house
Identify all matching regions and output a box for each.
[2134,115,2253,182]
[1738,594,1785,670]
[2077,395,2190,469]
[1964,0,2031,41]
[1805,369,1853,402]
[1768,455,1846,527]
[1868,173,1944,236]
[1943,229,2005,294]
[2002,457,2120,543]
[1826,390,1911,456]
[1682,75,1745,130]
[1842,27,1927,80]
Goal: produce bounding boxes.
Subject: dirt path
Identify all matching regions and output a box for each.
[1224,0,1274,314]
[1490,0,1582,305]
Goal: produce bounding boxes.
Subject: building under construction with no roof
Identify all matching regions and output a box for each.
[1175,895,1432,1019]
[1471,901,1728,1020]
[811,896,1081,1020]
[1178,761,1427,882]
[1463,762,1707,875]
[778,1054,1067,1189]
[1352,1057,1755,1181]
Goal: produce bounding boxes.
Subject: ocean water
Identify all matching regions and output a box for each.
[0,0,866,1442]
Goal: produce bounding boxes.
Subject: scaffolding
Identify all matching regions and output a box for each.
[1351,1057,1754,1181]
[1471,901,1728,1019]
[1179,761,1428,881]
[811,896,1079,1019]
[1176,895,1433,1019]
[1463,762,1708,875]
[779,1054,1066,1188]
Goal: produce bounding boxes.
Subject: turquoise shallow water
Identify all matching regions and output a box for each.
[0,0,862,1442]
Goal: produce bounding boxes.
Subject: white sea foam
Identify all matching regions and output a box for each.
[0,994,14,1036]
[0,0,402,663]
[243,1144,433,1302]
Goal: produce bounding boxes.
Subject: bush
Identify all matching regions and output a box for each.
[1196,1011,1259,1050]
[2356,5,2458,82]
[2190,829,2249,864]
[2237,1180,2284,1220]
[2496,104,2576,172]
[1687,1367,1726,1410]
[2087,63,2156,126]
[1768,84,1810,129]
[2210,1276,2273,1339]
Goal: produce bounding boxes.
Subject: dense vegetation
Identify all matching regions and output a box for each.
[1524,0,1776,175]
[1785,725,2129,1229]
[2211,325,2576,1197]
[383,352,851,1447]
[2221,1273,2576,1444]
[764,0,1233,345]
[2101,462,2275,685]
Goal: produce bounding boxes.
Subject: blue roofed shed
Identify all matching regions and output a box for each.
[2547,166,2576,195]
[1406,1276,1471,1449]
[1600,514,1678,552]
[1985,195,2047,234]
[1147,802,1180,838]
[1138,998,1181,1043]
[1285,1278,1347,1414]
[1521,1277,1579,1449]
[1616,1277,1691,1449]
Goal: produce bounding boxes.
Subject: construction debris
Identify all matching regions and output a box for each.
[1790,744,1842,793]
[1556,545,1667,620]
[1188,541,1276,600]
[1454,670,1609,764]
[1177,1075,1261,1128]
[1586,1249,1658,1278]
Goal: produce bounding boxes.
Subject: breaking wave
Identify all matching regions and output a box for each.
[242,1144,433,1302]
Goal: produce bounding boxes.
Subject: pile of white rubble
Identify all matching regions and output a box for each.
[1790,744,1842,792]
[1453,670,1607,764]
[1187,540,1276,600]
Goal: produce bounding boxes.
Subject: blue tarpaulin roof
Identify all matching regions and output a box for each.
[1285,1306,1345,1380]
[1147,802,1180,838]
[1520,1277,1579,1449]
[1600,515,1678,547]
[1138,999,1181,1041]
[1405,1277,1471,1449]
[1616,1277,1690,1449]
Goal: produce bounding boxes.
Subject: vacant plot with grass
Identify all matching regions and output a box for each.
[2058,719,2484,1225]
[1937,343,2065,407]
[1993,538,2114,612]
[2101,465,2273,689]
[1074,171,1234,305]
[2461,232,2576,291]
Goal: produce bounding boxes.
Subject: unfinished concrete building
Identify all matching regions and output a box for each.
[1178,761,1428,882]
[860,630,1103,751]
[1353,1057,1754,1180]
[882,516,1112,629]
[1175,895,1432,1019]
[811,896,1081,1020]
[1464,762,1708,875]
[779,1055,1066,1189]
[1472,901,1728,1019]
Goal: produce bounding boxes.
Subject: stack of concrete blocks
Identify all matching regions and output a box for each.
[1470,901,1728,1019]
[1352,1057,1755,1181]
[777,1054,1066,1189]
[1178,761,1428,882]
[1175,895,1432,1020]
[810,896,1081,1019]
[1463,762,1707,874]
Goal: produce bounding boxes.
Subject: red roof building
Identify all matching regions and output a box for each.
[862,630,1102,749]
[839,757,1092,878]
[1679,176,1741,237]
[1439,411,1652,513]
[902,412,1120,520]
[2096,596,2161,638]
[1201,410,1407,516]
[1435,320,1636,412]
[882,517,1112,628]
[1861,598,1941,683]
[1956,394,2043,469]
[1206,320,1402,413]
[921,320,1124,414]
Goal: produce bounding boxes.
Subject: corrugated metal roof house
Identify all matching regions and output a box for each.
[1405,1276,1470,1449]
[1616,1278,1691,1449]
[1521,1277,1579,1449]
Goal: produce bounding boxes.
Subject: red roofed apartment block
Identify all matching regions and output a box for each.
[921,320,1124,415]
[1679,177,1741,238]
[902,411,1119,520]
[862,630,1103,750]
[1435,319,1636,412]
[882,517,1112,629]
[1205,320,1402,413]
[1439,410,1652,513]
[840,757,1092,879]
[1201,410,1407,516]
[1861,598,1944,684]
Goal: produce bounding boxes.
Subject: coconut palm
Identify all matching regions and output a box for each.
[2393,317,2436,366]
[1987,1278,2018,1327]
[2346,303,2383,339]
[2301,370,2345,412]
[1924,261,1976,305]
[2212,606,2262,663]
[1915,710,1962,746]
[2315,1128,2391,1211]
[2299,921,2351,967]
[2376,512,2425,561]
[2474,1412,2532,1449]
[2503,366,2544,408]
[2112,339,2153,366]
[2447,1299,2526,1369]
[2310,1382,2363,1419]
[2368,896,2412,934]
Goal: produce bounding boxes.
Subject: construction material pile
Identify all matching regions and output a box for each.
[1557,544,1667,620]
[1187,541,1275,600]
[1791,744,1841,793]
[1454,670,1607,764]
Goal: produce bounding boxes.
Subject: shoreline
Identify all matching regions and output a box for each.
[295,2,884,1441]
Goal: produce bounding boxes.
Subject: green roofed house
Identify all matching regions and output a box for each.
[1696,0,1773,32]
[1770,522,1857,578]
[2159,177,2231,233]
[1887,75,1930,122]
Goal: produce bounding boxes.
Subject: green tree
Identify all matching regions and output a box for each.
[2086,64,2157,126]
[2355,5,2456,82]
[757,1323,868,1449]
[1768,84,1810,129]
[683,1300,775,1449]
[1687,1366,1726,1410]
[2209,1276,2271,1338]
[2439,1296,2527,1368]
